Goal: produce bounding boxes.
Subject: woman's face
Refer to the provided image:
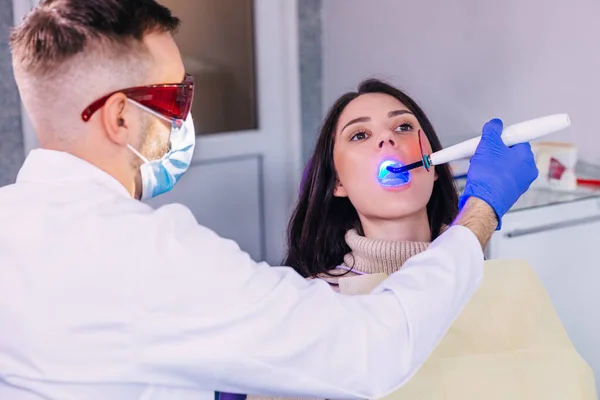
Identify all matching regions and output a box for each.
[333,93,436,220]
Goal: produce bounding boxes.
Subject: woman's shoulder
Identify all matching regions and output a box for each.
[309,267,362,292]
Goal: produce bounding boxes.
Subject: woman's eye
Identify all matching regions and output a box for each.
[351,131,368,141]
[394,123,413,132]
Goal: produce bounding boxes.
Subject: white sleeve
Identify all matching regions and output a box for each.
[133,205,483,399]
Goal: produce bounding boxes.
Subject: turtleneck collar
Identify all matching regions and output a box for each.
[342,228,431,275]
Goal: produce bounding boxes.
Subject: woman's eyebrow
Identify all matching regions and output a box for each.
[388,110,413,118]
[341,117,370,133]
[340,110,414,134]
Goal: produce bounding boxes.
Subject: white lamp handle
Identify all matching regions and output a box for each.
[429,114,571,166]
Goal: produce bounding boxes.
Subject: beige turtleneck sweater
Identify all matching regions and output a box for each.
[247,230,597,400]
[315,229,430,295]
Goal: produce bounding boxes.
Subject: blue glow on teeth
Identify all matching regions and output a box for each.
[378,160,411,187]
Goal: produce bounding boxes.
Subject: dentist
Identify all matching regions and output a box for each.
[0,1,538,399]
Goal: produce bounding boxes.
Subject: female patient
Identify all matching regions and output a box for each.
[235,79,596,399]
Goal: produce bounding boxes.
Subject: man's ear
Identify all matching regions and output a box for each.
[333,178,348,197]
[101,93,130,146]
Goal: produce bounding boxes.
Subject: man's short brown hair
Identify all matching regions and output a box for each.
[10,0,180,76]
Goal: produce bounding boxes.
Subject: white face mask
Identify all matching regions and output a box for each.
[126,99,196,200]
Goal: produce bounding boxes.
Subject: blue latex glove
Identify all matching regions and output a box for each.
[458,118,539,230]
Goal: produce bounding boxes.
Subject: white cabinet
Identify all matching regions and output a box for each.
[487,193,600,387]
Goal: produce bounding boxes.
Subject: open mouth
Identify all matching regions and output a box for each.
[378,160,411,187]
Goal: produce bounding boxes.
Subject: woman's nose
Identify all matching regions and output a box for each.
[378,132,398,149]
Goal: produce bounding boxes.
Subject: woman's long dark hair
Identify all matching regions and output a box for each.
[284,79,458,278]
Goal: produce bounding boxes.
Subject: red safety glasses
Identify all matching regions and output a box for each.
[81,74,194,122]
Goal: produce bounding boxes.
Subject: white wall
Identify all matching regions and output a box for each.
[322,0,600,160]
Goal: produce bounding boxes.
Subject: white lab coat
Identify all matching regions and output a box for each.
[0,149,484,400]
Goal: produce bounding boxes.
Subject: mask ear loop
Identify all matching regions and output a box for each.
[418,129,431,172]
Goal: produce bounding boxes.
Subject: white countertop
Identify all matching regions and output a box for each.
[454,178,600,213]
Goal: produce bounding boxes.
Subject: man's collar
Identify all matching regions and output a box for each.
[16,148,132,198]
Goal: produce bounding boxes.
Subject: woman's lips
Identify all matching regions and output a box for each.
[378,160,410,187]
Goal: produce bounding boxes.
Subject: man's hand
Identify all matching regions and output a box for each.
[458,118,539,230]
